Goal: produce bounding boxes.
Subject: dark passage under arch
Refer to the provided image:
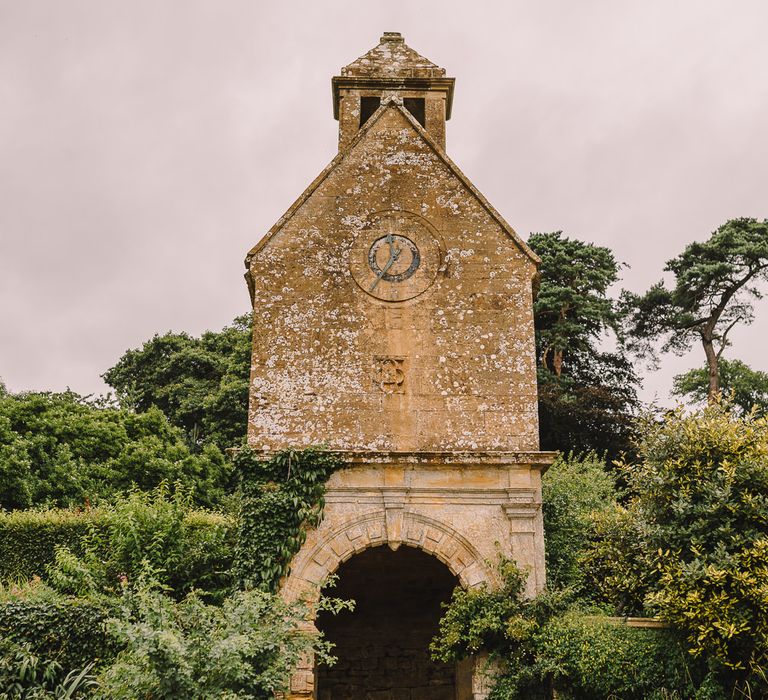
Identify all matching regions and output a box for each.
[316,545,467,700]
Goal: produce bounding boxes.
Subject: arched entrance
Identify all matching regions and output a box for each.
[315,545,472,700]
[281,510,502,698]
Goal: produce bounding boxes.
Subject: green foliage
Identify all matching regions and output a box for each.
[528,232,640,460]
[431,560,703,699]
[523,613,707,700]
[537,354,640,462]
[673,359,768,416]
[596,404,768,694]
[44,487,234,600]
[95,585,341,700]
[431,561,557,663]
[541,454,616,591]
[529,231,621,367]
[623,218,768,400]
[233,447,342,592]
[102,315,251,451]
[0,390,229,510]
[0,498,234,598]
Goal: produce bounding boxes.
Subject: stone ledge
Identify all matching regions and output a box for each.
[331,449,557,469]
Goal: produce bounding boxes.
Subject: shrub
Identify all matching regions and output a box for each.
[0,509,97,581]
[541,453,616,591]
[0,583,115,675]
[45,487,234,600]
[530,613,706,700]
[579,504,654,615]
[431,559,710,700]
[95,585,347,699]
[625,404,768,692]
[0,489,235,598]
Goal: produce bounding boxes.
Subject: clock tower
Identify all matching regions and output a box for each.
[245,32,554,700]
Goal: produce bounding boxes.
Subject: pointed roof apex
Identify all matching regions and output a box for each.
[341,32,447,79]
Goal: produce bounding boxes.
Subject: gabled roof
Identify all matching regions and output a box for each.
[340,32,446,79]
[244,99,540,300]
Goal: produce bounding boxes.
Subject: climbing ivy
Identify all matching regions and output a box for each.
[232,447,342,592]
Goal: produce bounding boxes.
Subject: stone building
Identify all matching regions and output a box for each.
[244,32,555,700]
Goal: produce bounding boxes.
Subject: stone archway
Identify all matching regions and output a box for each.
[283,510,497,605]
[281,511,498,699]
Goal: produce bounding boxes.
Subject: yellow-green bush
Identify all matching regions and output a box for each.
[624,405,768,690]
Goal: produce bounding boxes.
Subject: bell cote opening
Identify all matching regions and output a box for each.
[360,95,426,129]
[333,32,455,151]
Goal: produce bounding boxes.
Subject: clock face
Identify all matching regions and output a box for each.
[349,211,442,302]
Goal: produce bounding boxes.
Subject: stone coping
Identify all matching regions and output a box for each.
[600,616,668,629]
[338,449,556,468]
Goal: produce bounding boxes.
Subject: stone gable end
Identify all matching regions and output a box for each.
[247,103,539,453]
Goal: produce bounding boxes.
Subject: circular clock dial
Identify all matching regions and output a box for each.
[349,212,442,302]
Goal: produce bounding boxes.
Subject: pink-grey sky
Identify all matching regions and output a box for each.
[1,0,767,405]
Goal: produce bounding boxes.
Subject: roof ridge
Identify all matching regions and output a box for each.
[340,33,446,79]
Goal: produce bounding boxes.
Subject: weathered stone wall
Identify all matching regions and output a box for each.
[246,104,540,454]
[247,34,553,699]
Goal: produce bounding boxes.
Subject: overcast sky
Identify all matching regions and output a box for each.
[1,0,767,405]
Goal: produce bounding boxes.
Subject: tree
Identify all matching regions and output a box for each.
[528,232,640,460]
[0,390,227,509]
[530,232,621,377]
[103,315,251,451]
[672,358,768,416]
[623,218,768,402]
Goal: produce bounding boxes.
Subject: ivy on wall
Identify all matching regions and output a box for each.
[232,447,342,592]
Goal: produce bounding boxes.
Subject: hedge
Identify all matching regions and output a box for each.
[535,612,711,700]
[0,508,235,593]
[0,597,117,672]
[0,509,97,581]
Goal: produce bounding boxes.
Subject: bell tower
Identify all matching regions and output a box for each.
[245,32,554,700]
[333,31,455,150]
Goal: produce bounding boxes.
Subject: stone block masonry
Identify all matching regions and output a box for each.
[245,31,555,700]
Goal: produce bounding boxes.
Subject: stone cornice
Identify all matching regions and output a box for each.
[239,448,557,471]
[324,486,541,508]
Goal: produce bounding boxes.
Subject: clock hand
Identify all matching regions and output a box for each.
[386,231,405,260]
[369,247,402,292]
